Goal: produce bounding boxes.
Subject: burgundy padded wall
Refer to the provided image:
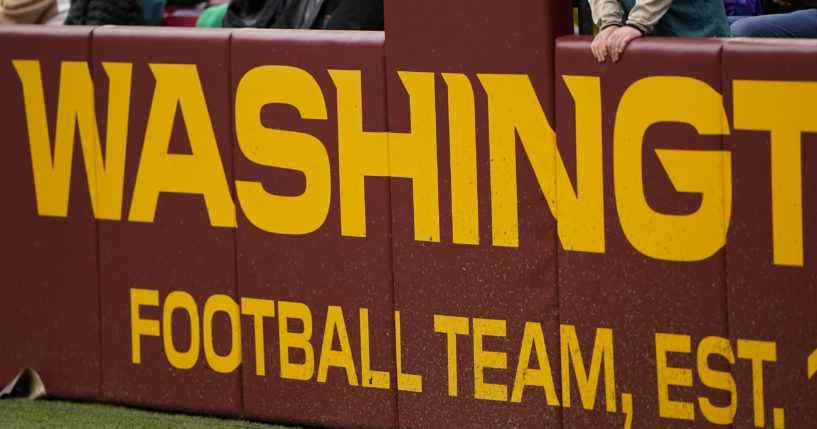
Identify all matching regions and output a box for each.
[2,15,817,429]
[556,37,729,428]
[93,27,241,416]
[723,38,817,429]
[383,0,573,427]
[231,29,396,429]
[0,25,100,399]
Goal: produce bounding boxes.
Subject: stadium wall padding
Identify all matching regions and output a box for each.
[384,0,571,427]
[0,25,100,401]
[1,11,816,429]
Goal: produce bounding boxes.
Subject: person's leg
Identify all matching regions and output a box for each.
[731,9,817,37]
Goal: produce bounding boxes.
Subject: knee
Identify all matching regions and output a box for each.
[730,16,763,37]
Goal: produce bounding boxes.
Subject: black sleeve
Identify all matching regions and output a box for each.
[324,0,383,30]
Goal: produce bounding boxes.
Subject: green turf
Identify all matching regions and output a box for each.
[0,398,304,429]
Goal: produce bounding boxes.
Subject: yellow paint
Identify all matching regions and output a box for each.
[240,297,276,376]
[737,339,777,428]
[15,62,817,269]
[434,314,469,396]
[559,76,605,252]
[655,333,693,420]
[560,325,616,412]
[442,73,479,245]
[13,60,132,219]
[359,308,389,389]
[162,291,200,370]
[614,76,731,262]
[130,288,159,364]
[202,294,241,374]
[317,306,358,386]
[278,301,315,380]
[733,80,817,267]
[809,348,817,380]
[128,63,235,227]
[234,65,330,235]
[473,318,507,401]
[774,407,785,429]
[697,336,737,425]
[395,311,422,392]
[330,69,439,242]
[477,74,604,252]
[622,392,633,429]
[511,322,559,405]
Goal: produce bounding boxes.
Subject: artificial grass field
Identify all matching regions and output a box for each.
[0,399,304,428]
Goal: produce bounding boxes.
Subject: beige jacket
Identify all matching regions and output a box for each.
[589,0,674,34]
[0,0,57,24]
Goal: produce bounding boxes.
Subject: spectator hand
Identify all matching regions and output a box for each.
[607,26,642,62]
[591,25,619,63]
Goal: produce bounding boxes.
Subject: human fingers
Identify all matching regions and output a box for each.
[591,37,607,62]
[607,31,623,62]
[608,26,641,62]
[592,26,619,62]
[591,30,611,62]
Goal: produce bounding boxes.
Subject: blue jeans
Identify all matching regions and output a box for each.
[730,9,817,37]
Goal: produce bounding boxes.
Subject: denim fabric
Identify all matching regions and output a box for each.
[730,8,817,37]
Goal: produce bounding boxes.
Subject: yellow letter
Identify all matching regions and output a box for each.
[511,321,559,405]
[443,73,479,245]
[241,297,275,376]
[13,60,132,219]
[330,70,439,242]
[130,288,159,364]
[129,63,235,227]
[615,76,731,261]
[655,333,693,420]
[697,336,737,425]
[162,291,200,370]
[395,311,422,392]
[737,339,777,427]
[317,306,358,386]
[235,65,330,235]
[202,294,241,373]
[733,80,817,266]
[560,325,616,412]
[473,318,507,401]
[360,308,389,389]
[278,301,314,380]
[478,74,604,251]
[434,314,469,396]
